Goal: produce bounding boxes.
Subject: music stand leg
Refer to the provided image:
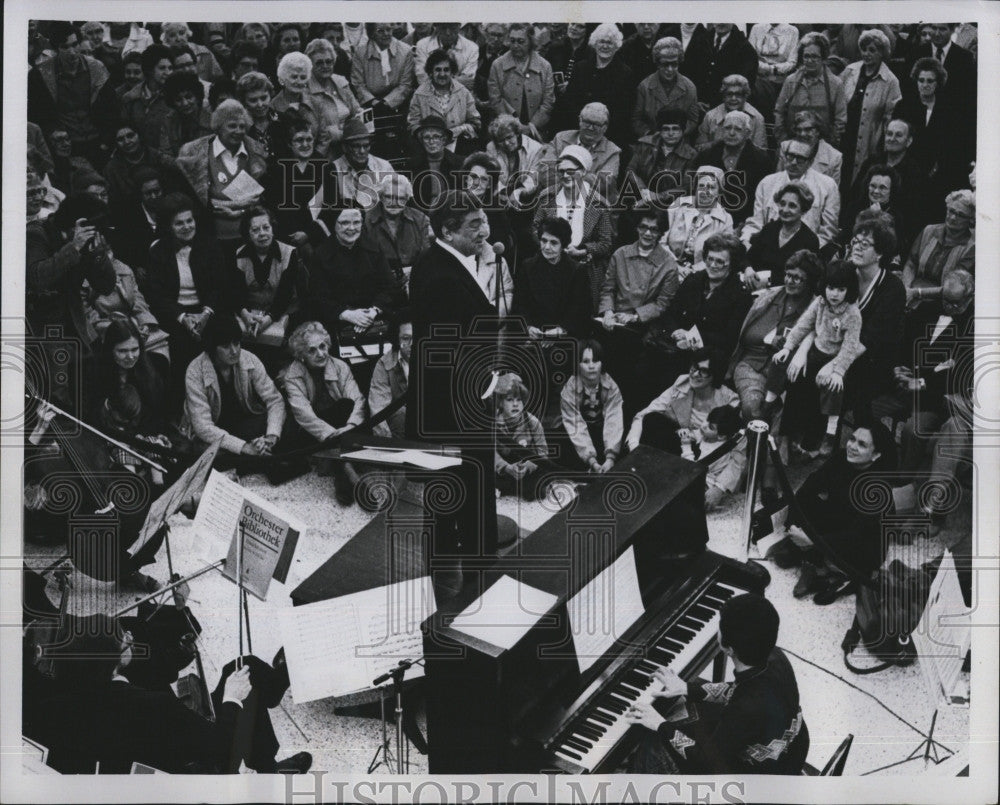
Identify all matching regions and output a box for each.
[862,708,955,775]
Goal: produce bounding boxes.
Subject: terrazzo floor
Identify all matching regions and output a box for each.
[22,448,973,778]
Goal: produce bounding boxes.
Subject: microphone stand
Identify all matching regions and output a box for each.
[368,658,422,774]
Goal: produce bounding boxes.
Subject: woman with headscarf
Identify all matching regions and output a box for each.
[663,165,735,280]
[901,189,975,312]
[837,29,902,185]
[530,144,613,309]
[773,32,847,147]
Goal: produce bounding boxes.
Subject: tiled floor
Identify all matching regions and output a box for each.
[23,451,971,777]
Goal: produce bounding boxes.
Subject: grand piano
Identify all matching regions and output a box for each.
[422,445,769,773]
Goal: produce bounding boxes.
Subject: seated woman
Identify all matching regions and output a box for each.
[728,250,821,420]
[512,216,592,341]
[461,151,515,257]
[158,72,212,157]
[85,318,169,436]
[308,207,403,346]
[145,193,232,402]
[696,74,767,150]
[369,316,412,440]
[841,164,907,261]
[361,174,432,292]
[263,109,339,260]
[771,422,897,605]
[662,166,735,280]
[487,114,555,208]
[282,321,367,504]
[559,339,624,473]
[233,206,305,349]
[82,246,170,372]
[406,114,465,210]
[900,189,975,312]
[641,232,753,396]
[743,182,820,289]
[776,110,843,184]
[406,49,480,153]
[766,260,865,457]
[530,145,613,309]
[180,313,286,463]
[626,349,739,456]
[493,375,554,501]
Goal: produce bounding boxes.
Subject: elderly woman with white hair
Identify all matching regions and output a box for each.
[552,23,634,148]
[281,320,367,505]
[175,99,267,247]
[632,37,699,139]
[838,29,902,184]
[305,38,363,156]
[271,51,342,157]
[487,23,555,141]
[664,165,735,279]
[696,74,767,150]
[901,189,975,311]
[362,173,432,289]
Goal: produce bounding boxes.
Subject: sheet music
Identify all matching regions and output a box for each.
[193,470,246,560]
[341,447,461,470]
[278,578,436,703]
[451,575,558,651]
[913,550,972,704]
[220,170,264,203]
[567,545,645,673]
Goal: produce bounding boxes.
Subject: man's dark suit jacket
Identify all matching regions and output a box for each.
[696,141,774,225]
[683,27,759,107]
[407,241,500,556]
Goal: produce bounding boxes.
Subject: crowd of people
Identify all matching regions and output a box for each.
[21,19,978,776]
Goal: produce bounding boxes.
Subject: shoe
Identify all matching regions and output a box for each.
[272,647,286,671]
[793,564,827,599]
[123,571,161,593]
[333,468,355,506]
[768,537,804,569]
[818,433,838,457]
[275,751,312,774]
[761,396,784,423]
[813,575,855,605]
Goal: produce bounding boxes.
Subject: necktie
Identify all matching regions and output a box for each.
[936,46,944,62]
[715,34,722,54]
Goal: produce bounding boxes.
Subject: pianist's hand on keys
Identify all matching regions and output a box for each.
[625,698,666,732]
[651,668,687,700]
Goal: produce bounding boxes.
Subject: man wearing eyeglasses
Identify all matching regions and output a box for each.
[549,102,622,199]
[741,137,840,256]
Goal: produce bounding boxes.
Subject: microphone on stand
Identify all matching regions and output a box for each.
[481,242,509,399]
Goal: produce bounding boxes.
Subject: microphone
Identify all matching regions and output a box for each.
[372,659,415,686]
[491,242,505,263]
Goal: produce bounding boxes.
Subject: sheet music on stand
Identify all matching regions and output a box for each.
[912,550,972,705]
[277,577,436,703]
[567,545,645,673]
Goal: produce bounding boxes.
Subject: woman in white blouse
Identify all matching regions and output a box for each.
[663,166,735,279]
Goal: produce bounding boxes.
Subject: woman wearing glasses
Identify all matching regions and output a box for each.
[773,32,847,147]
[663,165,735,280]
[728,249,822,420]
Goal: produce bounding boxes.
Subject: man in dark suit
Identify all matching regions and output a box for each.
[407,190,501,599]
[908,23,976,110]
[24,614,310,774]
[683,23,759,108]
[696,110,774,226]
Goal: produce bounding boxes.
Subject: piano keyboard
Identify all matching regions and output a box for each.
[551,581,744,772]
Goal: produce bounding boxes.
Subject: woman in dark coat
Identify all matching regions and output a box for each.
[745,182,821,288]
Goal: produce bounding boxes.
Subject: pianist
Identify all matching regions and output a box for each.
[626,593,810,775]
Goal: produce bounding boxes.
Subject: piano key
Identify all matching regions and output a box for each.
[555,747,583,762]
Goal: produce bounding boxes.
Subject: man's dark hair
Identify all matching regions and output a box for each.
[719,593,779,667]
[429,190,482,239]
[46,21,78,49]
[231,40,262,65]
[51,613,124,691]
[208,77,237,109]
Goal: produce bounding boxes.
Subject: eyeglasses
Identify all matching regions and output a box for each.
[850,236,875,248]
[557,167,580,174]
[579,119,606,129]
[784,151,811,162]
[689,365,712,376]
[421,132,446,141]
[784,273,807,284]
[635,223,660,232]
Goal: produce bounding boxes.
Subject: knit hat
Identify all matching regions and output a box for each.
[413,114,454,142]
[342,116,372,142]
[557,143,593,174]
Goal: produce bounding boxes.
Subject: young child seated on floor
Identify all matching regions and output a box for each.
[678,404,746,510]
[493,374,554,501]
